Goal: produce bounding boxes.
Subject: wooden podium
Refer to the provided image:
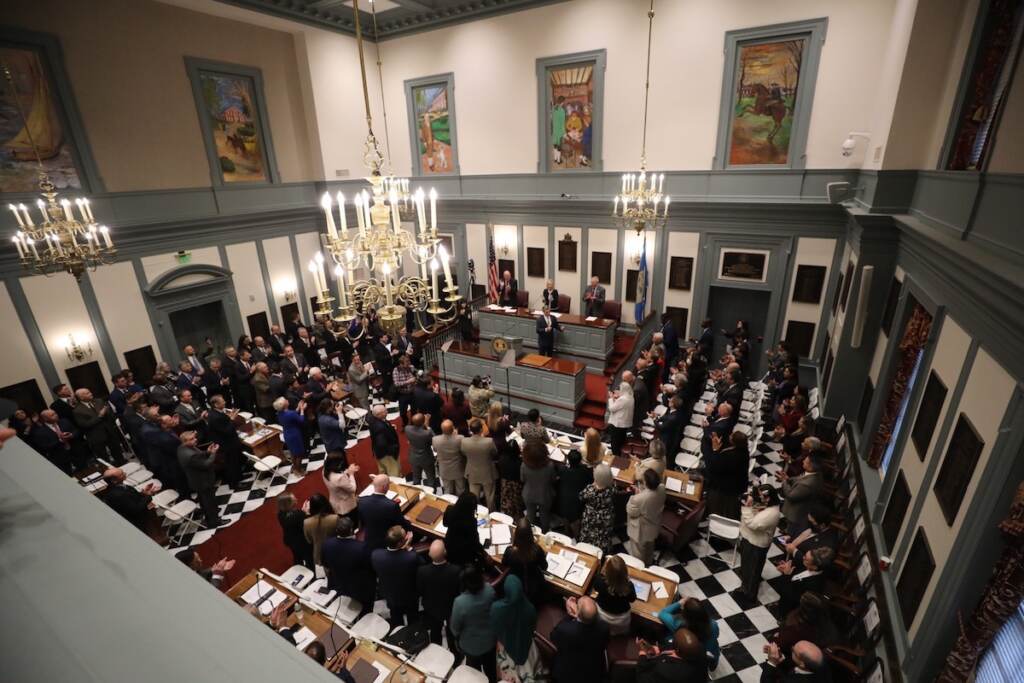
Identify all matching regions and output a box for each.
[519,353,551,368]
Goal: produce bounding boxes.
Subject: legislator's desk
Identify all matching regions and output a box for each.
[338,639,426,683]
[229,410,285,459]
[440,341,586,428]
[624,565,679,625]
[358,481,422,513]
[478,306,617,372]
[405,494,451,536]
[599,453,704,505]
[483,526,601,597]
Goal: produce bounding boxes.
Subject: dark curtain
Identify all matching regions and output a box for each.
[867,303,932,468]
[937,481,1024,682]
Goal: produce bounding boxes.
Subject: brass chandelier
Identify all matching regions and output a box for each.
[311,0,459,335]
[3,64,115,280]
[612,0,670,235]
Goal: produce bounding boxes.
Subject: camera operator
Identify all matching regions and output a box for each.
[468,375,494,419]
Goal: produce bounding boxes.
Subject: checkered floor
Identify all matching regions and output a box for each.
[163,399,403,553]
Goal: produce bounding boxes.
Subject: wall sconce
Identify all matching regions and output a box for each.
[64,332,93,363]
[495,231,515,256]
[276,279,297,302]
[627,237,644,265]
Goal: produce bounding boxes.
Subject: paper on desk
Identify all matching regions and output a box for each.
[487,304,502,310]
[610,467,620,477]
[478,527,490,545]
[685,482,697,496]
[559,549,579,564]
[532,310,543,316]
[548,448,566,463]
[652,581,669,600]
[665,477,683,493]
[292,626,317,651]
[490,524,512,546]
[630,578,652,602]
[585,316,598,322]
[370,661,391,683]
[385,490,398,500]
[255,590,289,616]
[565,562,589,587]
[545,552,572,579]
[434,519,447,535]
[241,580,276,605]
[550,312,563,318]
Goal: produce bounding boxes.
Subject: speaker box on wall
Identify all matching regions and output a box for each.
[850,265,874,348]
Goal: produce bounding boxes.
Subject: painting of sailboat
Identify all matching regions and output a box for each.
[0,45,82,193]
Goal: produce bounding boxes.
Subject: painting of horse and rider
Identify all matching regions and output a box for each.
[729,38,806,166]
[198,70,268,183]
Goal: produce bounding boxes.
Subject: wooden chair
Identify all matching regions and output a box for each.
[658,500,705,554]
[557,293,571,313]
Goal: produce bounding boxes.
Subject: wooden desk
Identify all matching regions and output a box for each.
[339,639,426,683]
[229,410,285,459]
[478,306,617,372]
[601,453,639,486]
[625,565,679,625]
[537,536,600,597]
[664,470,703,505]
[405,495,450,536]
[360,482,421,513]
[227,570,346,648]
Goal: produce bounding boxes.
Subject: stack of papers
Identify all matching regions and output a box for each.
[610,467,621,477]
[545,552,572,579]
[652,581,670,599]
[240,581,289,615]
[487,304,503,310]
[292,626,317,650]
[490,524,512,546]
[434,519,448,535]
[685,482,697,496]
[550,312,563,318]
[665,477,683,493]
[565,562,589,587]
[585,316,598,322]
[478,527,490,545]
[503,307,517,313]
[630,578,652,602]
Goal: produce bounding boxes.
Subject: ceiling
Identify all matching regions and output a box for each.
[212,0,571,39]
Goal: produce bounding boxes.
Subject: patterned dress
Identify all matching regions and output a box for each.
[578,484,615,553]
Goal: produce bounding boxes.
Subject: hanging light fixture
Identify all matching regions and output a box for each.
[3,64,115,280]
[613,0,670,235]
[314,0,457,335]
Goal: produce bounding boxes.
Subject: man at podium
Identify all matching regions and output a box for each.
[536,305,561,356]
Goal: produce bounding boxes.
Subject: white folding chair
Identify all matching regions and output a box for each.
[675,452,701,471]
[345,406,369,434]
[545,531,573,546]
[701,391,716,401]
[331,595,363,626]
[734,424,752,436]
[439,493,458,504]
[411,643,456,680]
[489,511,514,525]
[120,461,144,478]
[280,564,315,591]
[165,499,203,544]
[645,565,680,583]
[683,425,703,440]
[245,452,282,489]
[151,488,179,518]
[351,612,391,640]
[475,504,490,518]
[449,665,489,683]
[681,437,701,454]
[616,552,645,569]
[571,541,603,559]
[705,514,742,568]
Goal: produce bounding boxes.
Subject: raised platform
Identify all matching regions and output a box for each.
[477,306,617,373]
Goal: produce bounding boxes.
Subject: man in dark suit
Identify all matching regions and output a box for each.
[717,368,744,414]
[636,628,709,682]
[72,388,125,465]
[358,474,411,551]
[201,358,231,406]
[701,403,735,458]
[232,350,256,413]
[102,467,157,531]
[321,516,375,610]
[761,640,832,682]
[368,404,401,477]
[774,547,835,618]
[536,305,561,356]
[704,431,751,519]
[279,345,306,380]
[108,374,130,417]
[268,324,290,357]
[177,430,222,528]
[629,369,650,436]
[661,313,680,368]
[497,270,518,307]
[29,409,77,473]
[411,377,444,434]
[583,276,606,318]
[174,389,206,434]
[550,596,609,683]
[50,383,76,422]
[655,396,685,460]
[371,525,423,627]
[175,361,204,398]
[417,540,462,645]
[206,395,245,488]
[696,318,714,360]
[148,414,188,494]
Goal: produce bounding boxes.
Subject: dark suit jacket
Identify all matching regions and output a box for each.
[697,327,714,358]
[702,417,735,458]
[105,483,151,530]
[583,284,606,317]
[550,617,610,683]
[536,314,561,348]
[51,398,75,422]
[367,416,399,460]
[371,548,423,608]
[322,535,374,602]
[412,386,444,433]
[541,288,560,309]
[632,379,651,429]
[661,321,680,360]
[318,413,347,453]
[497,278,518,306]
[718,383,743,414]
[269,333,289,356]
[417,561,462,623]
[655,408,684,455]
[705,445,750,496]
[358,493,410,551]
[637,653,708,683]
[29,420,75,470]
[178,444,216,491]
[72,400,116,447]
[207,409,243,457]
[108,388,128,416]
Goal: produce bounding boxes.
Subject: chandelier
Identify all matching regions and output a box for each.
[3,65,114,280]
[612,0,670,236]
[310,0,459,335]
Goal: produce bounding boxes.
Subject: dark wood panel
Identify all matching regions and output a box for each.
[625,269,639,302]
[911,371,947,460]
[66,361,108,398]
[527,247,545,278]
[832,271,844,313]
[933,414,985,526]
[498,259,515,280]
[246,311,271,340]
[897,528,935,628]
[720,250,767,281]
[590,251,612,284]
[882,470,911,551]
[123,346,157,386]
[558,236,577,272]
[784,320,815,357]
[668,256,693,290]
[280,302,300,328]
[881,277,902,335]
[792,265,827,304]
[0,379,46,414]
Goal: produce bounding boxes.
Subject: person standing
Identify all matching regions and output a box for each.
[492,575,545,682]
[371,525,423,627]
[606,380,634,456]
[592,555,637,635]
[468,376,495,419]
[535,305,561,357]
[738,485,782,599]
[443,387,472,436]
[276,492,313,569]
[583,276,606,318]
[462,418,498,510]
[347,355,370,410]
[275,397,307,472]
[520,439,555,532]
[302,493,338,568]
[497,270,518,307]
[322,453,358,523]
[434,420,467,495]
[626,467,666,564]
[392,354,416,426]
[252,362,274,423]
[550,596,609,683]
[555,449,593,538]
[72,388,124,465]
[321,516,375,610]
[579,464,617,554]
[206,395,244,488]
[451,566,497,682]
[704,431,751,519]
[541,279,560,310]
[405,412,438,488]
[177,431,222,528]
[417,540,462,646]
[368,404,401,477]
[358,474,411,551]
[317,398,348,465]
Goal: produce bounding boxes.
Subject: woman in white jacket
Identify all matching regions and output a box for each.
[738,484,782,599]
[606,377,634,455]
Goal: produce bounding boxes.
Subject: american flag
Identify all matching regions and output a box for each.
[487,232,500,303]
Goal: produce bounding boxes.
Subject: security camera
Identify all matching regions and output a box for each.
[842,132,871,157]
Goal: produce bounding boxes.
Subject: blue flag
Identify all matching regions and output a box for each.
[635,232,648,324]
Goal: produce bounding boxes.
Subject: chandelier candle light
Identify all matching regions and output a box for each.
[311,0,459,335]
[612,0,670,236]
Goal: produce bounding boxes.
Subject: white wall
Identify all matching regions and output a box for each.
[782,237,836,352]
[586,228,618,309]
[262,235,298,314]
[465,223,488,291]
[90,262,159,364]
[0,281,48,395]
[140,247,221,284]
[662,232,700,337]
[225,241,270,333]
[20,273,111,385]
[492,224,519,284]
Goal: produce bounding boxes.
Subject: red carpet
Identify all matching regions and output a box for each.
[195,415,414,588]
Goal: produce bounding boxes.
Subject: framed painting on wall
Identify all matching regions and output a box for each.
[668,256,693,290]
[558,235,578,272]
[718,249,769,282]
[537,50,605,173]
[185,57,279,186]
[527,247,545,278]
[404,73,459,176]
[0,29,102,193]
[591,251,612,284]
[792,264,826,303]
[713,19,827,169]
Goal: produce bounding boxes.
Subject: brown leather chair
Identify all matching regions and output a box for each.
[515,290,530,308]
[602,300,622,322]
[658,500,706,554]
[607,634,639,683]
[533,602,568,668]
[557,293,571,314]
